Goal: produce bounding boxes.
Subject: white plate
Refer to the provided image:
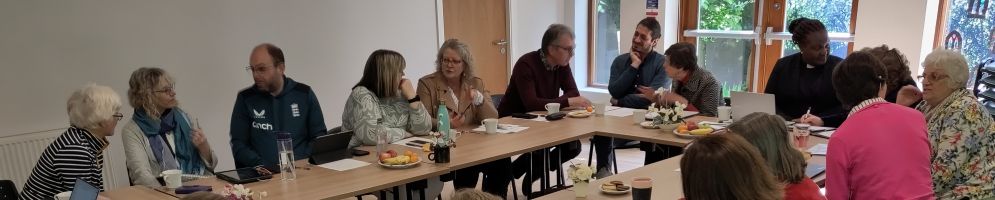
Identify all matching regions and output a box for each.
[568,111,592,118]
[672,129,711,139]
[639,121,659,129]
[600,186,631,195]
[378,159,421,169]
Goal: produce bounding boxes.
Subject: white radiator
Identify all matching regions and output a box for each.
[0,128,119,192]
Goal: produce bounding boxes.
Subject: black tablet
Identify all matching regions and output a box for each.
[216,167,273,184]
[69,179,99,200]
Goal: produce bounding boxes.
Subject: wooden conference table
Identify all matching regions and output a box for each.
[537,138,829,200]
[102,110,827,199]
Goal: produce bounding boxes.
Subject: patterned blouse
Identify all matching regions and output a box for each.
[343,86,433,147]
[916,88,995,199]
[672,68,722,117]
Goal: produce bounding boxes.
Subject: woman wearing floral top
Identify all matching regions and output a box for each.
[900,49,995,199]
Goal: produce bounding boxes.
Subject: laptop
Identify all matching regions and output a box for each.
[308,130,354,165]
[730,91,777,121]
[69,179,99,200]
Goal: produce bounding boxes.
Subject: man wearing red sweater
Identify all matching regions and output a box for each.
[498,24,595,193]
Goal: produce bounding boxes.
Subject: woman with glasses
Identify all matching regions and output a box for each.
[122,67,217,187]
[20,84,122,199]
[416,39,511,197]
[899,50,995,199]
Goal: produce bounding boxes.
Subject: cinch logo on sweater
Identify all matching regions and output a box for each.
[253,109,266,119]
[252,121,273,131]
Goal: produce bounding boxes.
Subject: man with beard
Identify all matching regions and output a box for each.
[230,43,327,168]
[594,17,671,177]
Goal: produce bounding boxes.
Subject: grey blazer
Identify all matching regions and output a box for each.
[121,112,218,187]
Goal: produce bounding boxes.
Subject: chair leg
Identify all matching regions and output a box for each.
[586,138,594,166]
[393,186,400,200]
[510,170,519,200]
[611,148,619,174]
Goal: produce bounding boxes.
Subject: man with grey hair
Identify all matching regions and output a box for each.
[231,43,327,169]
[497,24,598,192]
[21,84,122,199]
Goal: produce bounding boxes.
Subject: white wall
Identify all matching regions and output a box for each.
[509,0,568,63]
[854,0,940,77]
[0,0,440,189]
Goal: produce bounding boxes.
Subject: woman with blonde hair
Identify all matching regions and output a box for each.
[680,133,783,200]
[122,67,218,187]
[727,112,824,200]
[417,39,510,197]
[21,84,122,199]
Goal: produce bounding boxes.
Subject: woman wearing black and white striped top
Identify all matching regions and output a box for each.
[20,84,122,199]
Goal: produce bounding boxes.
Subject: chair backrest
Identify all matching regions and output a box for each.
[0,180,17,200]
[491,94,504,108]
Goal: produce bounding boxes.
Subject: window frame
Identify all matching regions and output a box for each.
[678,0,859,92]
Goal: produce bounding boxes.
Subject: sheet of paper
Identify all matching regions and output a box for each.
[807,144,828,155]
[815,130,834,138]
[316,159,370,171]
[604,107,638,117]
[472,124,529,134]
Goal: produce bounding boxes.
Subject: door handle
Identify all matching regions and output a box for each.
[493,39,508,46]
[494,39,508,55]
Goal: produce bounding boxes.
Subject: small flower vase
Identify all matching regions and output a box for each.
[574,181,589,198]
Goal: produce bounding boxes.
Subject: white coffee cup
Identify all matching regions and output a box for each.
[54,191,71,200]
[593,102,607,116]
[545,103,560,114]
[481,118,499,134]
[632,110,647,124]
[161,169,182,188]
[718,106,732,121]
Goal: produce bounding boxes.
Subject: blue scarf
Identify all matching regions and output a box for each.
[133,108,204,175]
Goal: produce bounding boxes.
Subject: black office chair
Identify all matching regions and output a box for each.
[0,180,17,200]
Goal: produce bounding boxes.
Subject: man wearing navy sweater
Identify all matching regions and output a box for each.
[230,43,327,168]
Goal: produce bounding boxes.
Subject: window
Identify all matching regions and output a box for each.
[935,0,995,86]
[589,0,621,87]
[680,0,858,93]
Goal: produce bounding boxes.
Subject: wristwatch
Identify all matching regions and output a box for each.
[407,96,421,103]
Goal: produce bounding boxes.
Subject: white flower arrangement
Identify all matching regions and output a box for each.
[648,101,687,125]
[567,163,594,183]
[224,184,267,200]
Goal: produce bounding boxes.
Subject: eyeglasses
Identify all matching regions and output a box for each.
[552,44,575,54]
[112,112,124,121]
[441,58,464,65]
[245,62,281,73]
[154,85,175,94]
[916,73,949,82]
